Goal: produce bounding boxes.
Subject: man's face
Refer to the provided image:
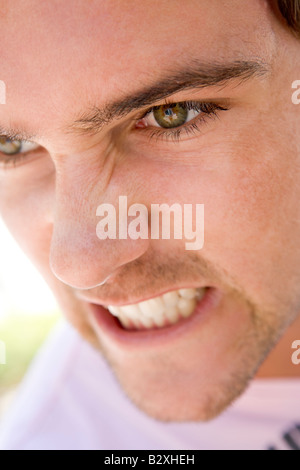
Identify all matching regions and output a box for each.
[0,0,299,421]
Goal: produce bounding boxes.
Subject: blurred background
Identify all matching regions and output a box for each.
[0,218,60,422]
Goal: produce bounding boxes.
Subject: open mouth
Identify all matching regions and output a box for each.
[87,286,221,347]
[105,287,206,330]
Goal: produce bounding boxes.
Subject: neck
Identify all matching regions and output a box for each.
[256,314,300,379]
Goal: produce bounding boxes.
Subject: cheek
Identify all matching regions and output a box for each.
[203,149,300,310]
[126,142,300,311]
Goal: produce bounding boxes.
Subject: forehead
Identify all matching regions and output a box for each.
[0,0,274,137]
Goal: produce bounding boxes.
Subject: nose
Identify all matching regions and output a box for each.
[49,155,150,289]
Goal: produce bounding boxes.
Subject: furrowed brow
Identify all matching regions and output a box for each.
[69,59,269,135]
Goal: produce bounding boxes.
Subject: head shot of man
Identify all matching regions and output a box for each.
[0,0,299,451]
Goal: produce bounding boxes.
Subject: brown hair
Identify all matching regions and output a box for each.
[277,0,300,34]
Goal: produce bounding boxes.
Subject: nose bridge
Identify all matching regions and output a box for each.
[54,157,102,234]
[50,156,149,289]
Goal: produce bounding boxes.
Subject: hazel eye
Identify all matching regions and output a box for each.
[135,101,228,143]
[153,103,189,128]
[0,136,39,155]
[139,103,202,130]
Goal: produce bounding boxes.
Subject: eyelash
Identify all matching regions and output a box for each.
[0,139,40,168]
[135,101,228,143]
[0,100,228,168]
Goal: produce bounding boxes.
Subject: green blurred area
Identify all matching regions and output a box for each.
[0,313,60,395]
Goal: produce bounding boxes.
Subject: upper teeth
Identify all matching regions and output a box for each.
[107,287,206,330]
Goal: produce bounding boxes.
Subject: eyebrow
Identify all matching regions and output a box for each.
[0,59,269,142]
[69,59,269,135]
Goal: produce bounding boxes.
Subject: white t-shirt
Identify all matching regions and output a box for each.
[0,321,299,450]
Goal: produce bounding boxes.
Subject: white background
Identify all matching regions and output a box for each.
[0,218,57,319]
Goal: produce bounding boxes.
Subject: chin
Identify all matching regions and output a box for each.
[118,378,251,423]
[102,352,258,423]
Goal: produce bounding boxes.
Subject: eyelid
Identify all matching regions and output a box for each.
[0,137,42,169]
[137,99,228,119]
[134,100,229,143]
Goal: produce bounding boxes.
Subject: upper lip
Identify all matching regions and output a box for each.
[76,284,209,308]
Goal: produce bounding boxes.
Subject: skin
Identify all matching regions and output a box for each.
[0,0,299,421]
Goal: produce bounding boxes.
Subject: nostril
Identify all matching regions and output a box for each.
[93,272,116,287]
[49,231,150,290]
[49,248,116,289]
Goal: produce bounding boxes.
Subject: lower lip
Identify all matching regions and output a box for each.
[87,287,222,349]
